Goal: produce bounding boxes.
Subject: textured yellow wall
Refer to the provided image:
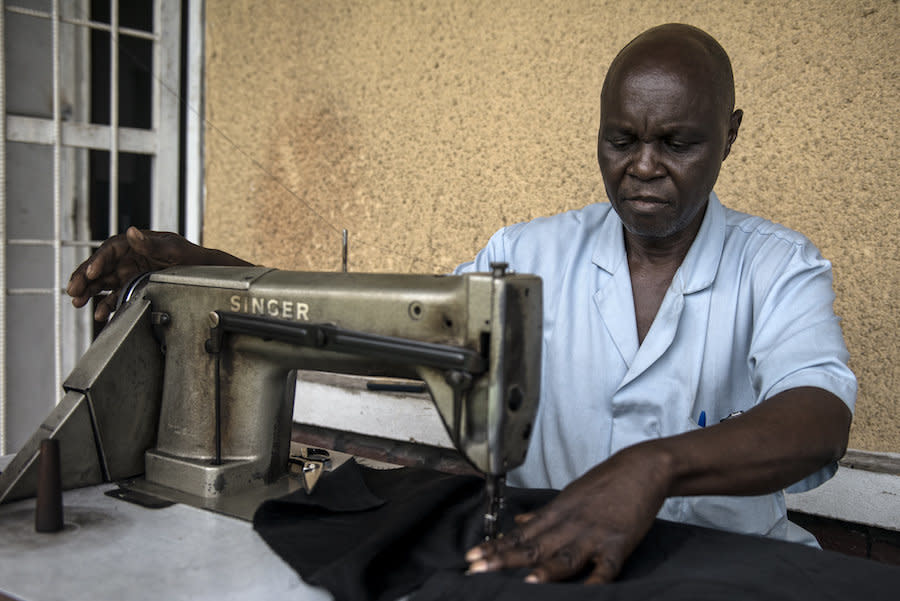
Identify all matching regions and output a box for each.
[204,0,898,451]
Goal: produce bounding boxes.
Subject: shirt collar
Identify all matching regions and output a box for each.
[591,191,726,295]
[591,203,627,274]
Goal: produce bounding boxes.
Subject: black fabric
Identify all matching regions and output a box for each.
[253,460,900,601]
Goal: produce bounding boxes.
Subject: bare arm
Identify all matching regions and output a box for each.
[67,226,253,321]
[466,386,851,584]
[663,386,850,497]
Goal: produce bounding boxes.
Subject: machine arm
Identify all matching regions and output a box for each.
[206,311,488,375]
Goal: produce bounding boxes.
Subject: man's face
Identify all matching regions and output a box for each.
[598,63,739,241]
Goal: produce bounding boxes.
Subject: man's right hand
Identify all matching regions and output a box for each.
[67,227,252,322]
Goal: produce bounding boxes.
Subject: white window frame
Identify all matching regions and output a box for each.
[0,0,200,454]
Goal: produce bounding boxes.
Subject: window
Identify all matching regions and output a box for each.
[1,0,197,454]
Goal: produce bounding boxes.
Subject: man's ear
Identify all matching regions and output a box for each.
[722,109,743,161]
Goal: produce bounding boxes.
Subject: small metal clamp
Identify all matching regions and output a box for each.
[289,448,333,494]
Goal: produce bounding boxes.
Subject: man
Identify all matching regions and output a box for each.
[67,24,855,586]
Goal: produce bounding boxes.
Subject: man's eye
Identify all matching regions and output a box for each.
[607,137,632,149]
[666,138,691,151]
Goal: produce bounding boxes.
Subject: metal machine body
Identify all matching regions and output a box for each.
[0,266,541,525]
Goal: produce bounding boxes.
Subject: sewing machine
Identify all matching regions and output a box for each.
[0,264,541,537]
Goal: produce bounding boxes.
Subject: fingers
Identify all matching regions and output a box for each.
[523,544,586,583]
[523,546,624,585]
[67,228,156,320]
[67,228,205,322]
[468,506,558,560]
[66,262,94,302]
[124,226,153,257]
[126,227,203,268]
[93,292,119,323]
[584,555,621,585]
[467,535,545,573]
[514,512,536,525]
[67,233,131,298]
[466,509,579,574]
[465,447,670,585]
[464,488,638,585]
[89,231,136,278]
[468,529,624,585]
[69,271,124,305]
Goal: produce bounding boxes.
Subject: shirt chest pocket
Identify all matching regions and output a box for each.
[608,366,703,454]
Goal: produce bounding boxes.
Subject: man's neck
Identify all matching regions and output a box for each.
[624,229,696,273]
[624,209,705,344]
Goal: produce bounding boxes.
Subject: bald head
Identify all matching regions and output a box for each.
[602,24,736,123]
[596,24,743,242]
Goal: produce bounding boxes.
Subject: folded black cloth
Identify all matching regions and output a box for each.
[253,460,900,601]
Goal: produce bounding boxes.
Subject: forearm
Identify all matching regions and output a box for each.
[643,387,852,498]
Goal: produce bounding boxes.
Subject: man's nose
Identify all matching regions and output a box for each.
[627,142,663,179]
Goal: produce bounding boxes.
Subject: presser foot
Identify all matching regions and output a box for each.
[289,448,332,494]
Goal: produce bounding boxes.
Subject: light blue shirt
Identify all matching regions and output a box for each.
[455,192,856,544]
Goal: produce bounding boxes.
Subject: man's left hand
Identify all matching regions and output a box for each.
[465,443,672,584]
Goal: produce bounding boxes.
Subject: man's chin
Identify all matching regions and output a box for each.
[622,221,678,240]
[613,200,708,244]
[617,210,679,239]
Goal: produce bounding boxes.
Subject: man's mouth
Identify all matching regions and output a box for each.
[624,194,667,202]
[623,196,668,212]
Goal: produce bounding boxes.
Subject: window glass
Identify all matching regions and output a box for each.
[4,13,52,119]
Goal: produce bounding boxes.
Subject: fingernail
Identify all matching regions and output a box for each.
[467,560,488,573]
[85,263,96,278]
[464,547,483,561]
[524,574,540,584]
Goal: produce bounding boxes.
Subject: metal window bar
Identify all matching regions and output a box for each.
[0,0,184,454]
[52,0,63,449]
[6,4,159,41]
[154,0,180,231]
[109,1,118,238]
[184,0,204,245]
[0,1,7,456]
